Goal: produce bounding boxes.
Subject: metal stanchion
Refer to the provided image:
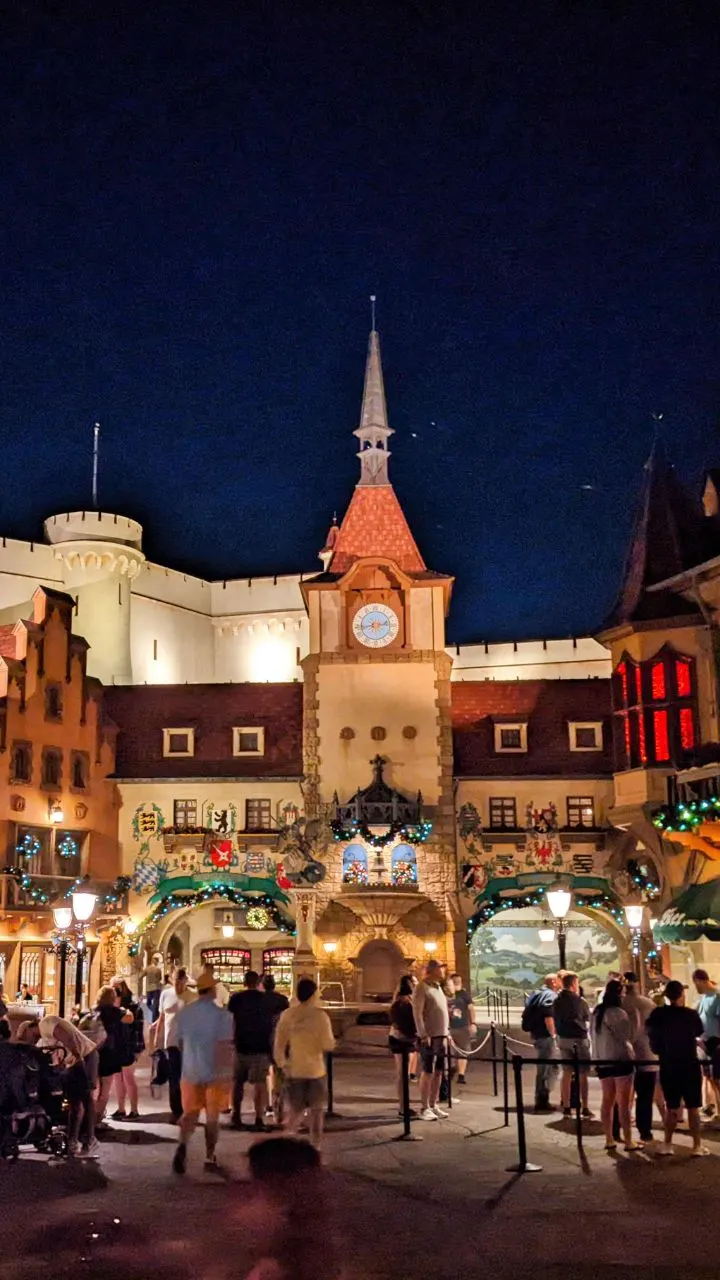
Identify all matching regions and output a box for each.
[486,987,491,1020]
[490,1022,498,1097]
[502,1034,510,1127]
[573,1045,583,1153]
[325,1051,341,1119]
[393,1043,422,1142]
[445,1039,453,1111]
[505,990,510,1028]
[506,1054,542,1173]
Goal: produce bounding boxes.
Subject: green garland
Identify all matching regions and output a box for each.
[466,888,626,942]
[127,882,295,955]
[652,795,720,833]
[1,868,130,909]
[331,818,432,848]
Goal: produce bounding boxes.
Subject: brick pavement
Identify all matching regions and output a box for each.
[2,1052,720,1279]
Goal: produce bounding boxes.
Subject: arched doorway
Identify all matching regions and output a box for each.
[356,938,405,1001]
[469,906,623,1004]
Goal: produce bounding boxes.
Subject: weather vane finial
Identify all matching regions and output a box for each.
[370,294,377,331]
[92,422,100,509]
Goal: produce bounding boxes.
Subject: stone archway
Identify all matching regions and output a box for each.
[355,937,406,1001]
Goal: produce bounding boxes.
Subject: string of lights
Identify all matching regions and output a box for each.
[1,867,130,909]
[466,888,626,942]
[652,796,720,833]
[127,882,296,955]
[330,818,432,848]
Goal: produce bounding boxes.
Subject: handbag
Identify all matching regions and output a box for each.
[151,1049,169,1086]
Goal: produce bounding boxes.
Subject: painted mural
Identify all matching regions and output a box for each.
[469,907,621,1001]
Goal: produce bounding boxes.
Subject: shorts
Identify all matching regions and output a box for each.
[63,1060,91,1103]
[660,1063,703,1112]
[235,1053,271,1085]
[180,1079,230,1120]
[286,1077,326,1112]
[450,1026,472,1055]
[701,1036,720,1081]
[421,1035,447,1074]
[389,1035,416,1055]
[597,1063,634,1081]
[557,1037,591,1068]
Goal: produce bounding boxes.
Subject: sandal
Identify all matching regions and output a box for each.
[604,1140,617,1151]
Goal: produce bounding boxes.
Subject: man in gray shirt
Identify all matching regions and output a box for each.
[553,971,594,1118]
[412,959,450,1122]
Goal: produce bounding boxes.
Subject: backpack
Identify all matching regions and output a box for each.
[522,994,551,1038]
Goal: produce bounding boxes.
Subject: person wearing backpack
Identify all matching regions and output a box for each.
[522,974,560,1112]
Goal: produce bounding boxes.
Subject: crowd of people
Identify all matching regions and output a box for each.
[389,961,476,1121]
[522,966,720,1155]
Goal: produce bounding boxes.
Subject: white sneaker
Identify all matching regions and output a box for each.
[432,1105,449,1119]
[691,1145,711,1157]
[418,1107,438,1121]
[78,1139,101,1159]
[655,1143,673,1157]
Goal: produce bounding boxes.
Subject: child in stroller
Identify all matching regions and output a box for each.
[0,1038,69,1160]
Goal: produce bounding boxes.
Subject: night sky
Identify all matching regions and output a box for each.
[2,2,720,643]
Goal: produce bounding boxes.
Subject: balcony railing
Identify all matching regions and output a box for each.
[1,873,78,911]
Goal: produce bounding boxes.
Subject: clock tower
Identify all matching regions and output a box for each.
[301,323,461,989]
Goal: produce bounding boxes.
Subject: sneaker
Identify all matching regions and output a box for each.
[127,1111,140,1121]
[204,1155,221,1172]
[67,1140,79,1158]
[251,1118,267,1133]
[702,1104,716,1117]
[655,1143,674,1157]
[432,1105,449,1119]
[562,1107,572,1118]
[78,1139,101,1159]
[172,1143,187,1176]
[457,1076,467,1086]
[418,1107,438,1121]
[604,1140,617,1152]
[264,1107,275,1118]
[110,1109,127,1120]
[409,1073,417,1082]
[691,1145,711,1157]
[581,1108,595,1119]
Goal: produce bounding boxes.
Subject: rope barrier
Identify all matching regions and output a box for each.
[448,1028,493,1058]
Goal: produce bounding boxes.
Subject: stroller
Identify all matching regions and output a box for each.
[0,1040,69,1160]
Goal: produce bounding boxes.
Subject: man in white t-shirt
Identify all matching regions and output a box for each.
[156,968,196,1120]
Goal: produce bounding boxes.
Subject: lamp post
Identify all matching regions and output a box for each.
[71,889,97,1011]
[51,891,97,1017]
[546,886,572,970]
[51,905,73,1019]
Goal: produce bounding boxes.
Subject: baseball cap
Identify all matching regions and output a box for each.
[196,971,216,993]
[665,979,687,1001]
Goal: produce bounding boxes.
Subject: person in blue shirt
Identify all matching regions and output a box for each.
[172,971,234,1176]
[692,968,720,1115]
[522,975,560,1111]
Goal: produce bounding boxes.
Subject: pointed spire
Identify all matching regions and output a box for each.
[354,318,394,486]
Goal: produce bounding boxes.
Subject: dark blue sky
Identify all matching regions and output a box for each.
[2,1,720,642]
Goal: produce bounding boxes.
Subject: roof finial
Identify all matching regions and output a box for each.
[92,422,100,509]
[370,294,376,332]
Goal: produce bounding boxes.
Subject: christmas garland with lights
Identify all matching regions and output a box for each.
[466,888,626,942]
[652,795,720,833]
[626,857,660,899]
[330,818,432,848]
[17,832,41,861]
[127,882,295,955]
[1,868,130,909]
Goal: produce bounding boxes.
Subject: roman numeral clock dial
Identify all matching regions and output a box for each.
[352,602,399,648]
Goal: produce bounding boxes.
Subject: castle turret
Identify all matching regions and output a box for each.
[44,511,144,685]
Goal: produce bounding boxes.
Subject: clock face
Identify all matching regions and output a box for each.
[352,602,400,648]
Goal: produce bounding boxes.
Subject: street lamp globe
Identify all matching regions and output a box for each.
[538,927,556,943]
[72,890,97,923]
[624,903,645,930]
[52,905,73,931]
[547,888,572,920]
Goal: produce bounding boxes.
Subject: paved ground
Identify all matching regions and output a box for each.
[2,1032,720,1279]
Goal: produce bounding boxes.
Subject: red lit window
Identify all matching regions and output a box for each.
[634,664,642,703]
[653,710,670,762]
[676,658,692,698]
[637,710,647,764]
[617,662,628,705]
[623,714,631,762]
[650,662,666,700]
[679,707,695,751]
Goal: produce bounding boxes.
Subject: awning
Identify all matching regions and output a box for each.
[655,880,720,943]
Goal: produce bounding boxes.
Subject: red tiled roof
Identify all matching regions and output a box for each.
[330,485,426,573]
[0,625,17,659]
[105,684,303,779]
[452,679,613,777]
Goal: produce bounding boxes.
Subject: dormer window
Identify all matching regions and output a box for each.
[233,727,265,757]
[163,728,195,758]
[569,722,603,752]
[494,722,528,753]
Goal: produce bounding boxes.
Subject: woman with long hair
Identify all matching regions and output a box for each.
[389,975,418,1117]
[95,985,134,1129]
[111,978,144,1120]
[592,978,641,1152]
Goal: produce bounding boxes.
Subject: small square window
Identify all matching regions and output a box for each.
[246,799,272,831]
[494,722,527,753]
[567,796,596,828]
[173,799,198,829]
[233,727,265,757]
[489,797,517,829]
[569,722,603,752]
[163,728,195,758]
